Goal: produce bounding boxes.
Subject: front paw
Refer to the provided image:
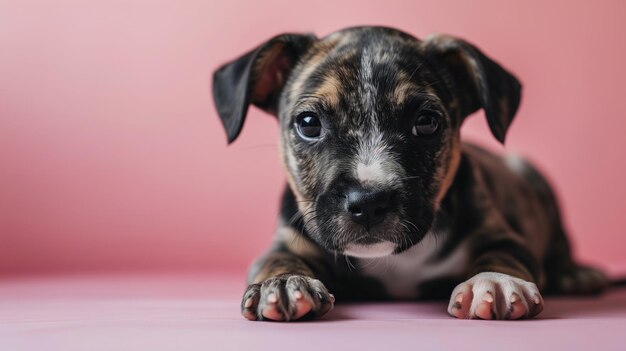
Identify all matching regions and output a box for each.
[447,272,544,320]
[241,274,335,321]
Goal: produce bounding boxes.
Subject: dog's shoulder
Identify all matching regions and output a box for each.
[456,142,540,198]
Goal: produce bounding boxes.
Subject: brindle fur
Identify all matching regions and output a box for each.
[213,26,608,320]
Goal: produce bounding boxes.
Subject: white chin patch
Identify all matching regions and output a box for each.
[344,241,396,258]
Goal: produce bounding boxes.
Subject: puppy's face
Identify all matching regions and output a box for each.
[213,27,521,258]
[278,31,460,257]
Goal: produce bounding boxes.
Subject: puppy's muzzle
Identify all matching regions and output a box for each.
[345,187,396,230]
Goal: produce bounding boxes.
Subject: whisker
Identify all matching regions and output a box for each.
[407,59,426,81]
[398,176,421,181]
[344,255,356,271]
[295,200,317,204]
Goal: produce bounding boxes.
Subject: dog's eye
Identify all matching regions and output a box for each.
[295,113,323,140]
[412,112,440,137]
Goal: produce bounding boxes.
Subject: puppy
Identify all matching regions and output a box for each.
[212,26,608,321]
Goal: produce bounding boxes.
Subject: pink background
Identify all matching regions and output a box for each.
[1,0,625,276]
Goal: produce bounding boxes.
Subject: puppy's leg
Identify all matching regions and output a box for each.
[519,157,609,295]
[241,249,334,322]
[448,233,544,320]
[544,226,609,295]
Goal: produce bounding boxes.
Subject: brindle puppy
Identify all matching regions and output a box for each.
[212,26,608,321]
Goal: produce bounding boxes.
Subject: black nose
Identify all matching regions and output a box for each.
[345,188,394,229]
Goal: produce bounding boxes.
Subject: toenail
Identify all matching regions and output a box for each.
[533,295,541,304]
[510,294,518,303]
[483,292,494,303]
[267,294,278,303]
[455,293,463,303]
[294,291,303,299]
[244,298,253,308]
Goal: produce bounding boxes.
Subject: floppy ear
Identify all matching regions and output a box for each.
[422,35,522,143]
[212,33,317,143]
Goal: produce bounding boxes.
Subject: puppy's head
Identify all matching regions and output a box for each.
[213,27,521,258]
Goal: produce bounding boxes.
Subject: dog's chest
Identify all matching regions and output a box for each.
[356,232,469,299]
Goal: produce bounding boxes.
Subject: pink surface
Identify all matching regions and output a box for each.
[2,0,626,275]
[1,274,625,351]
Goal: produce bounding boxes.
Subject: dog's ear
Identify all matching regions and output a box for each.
[422,35,522,143]
[212,33,317,143]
